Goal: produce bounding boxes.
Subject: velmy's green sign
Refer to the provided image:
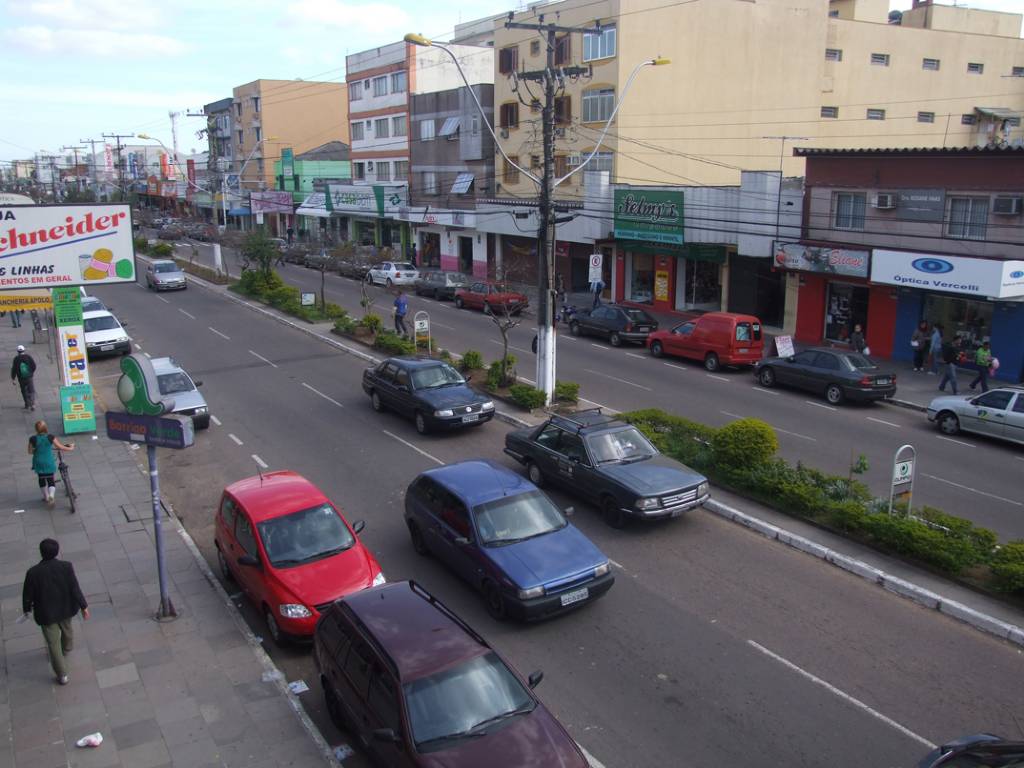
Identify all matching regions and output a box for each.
[614,189,684,245]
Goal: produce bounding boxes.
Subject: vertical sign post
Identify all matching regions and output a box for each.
[888,444,916,515]
[414,311,430,351]
[52,287,96,433]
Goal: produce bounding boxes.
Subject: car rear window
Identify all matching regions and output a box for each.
[397,263,417,271]
[154,263,179,273]
[735,322,761,342]
[84,315,120,332]
[842,353,876,370]
[623,309,652,323]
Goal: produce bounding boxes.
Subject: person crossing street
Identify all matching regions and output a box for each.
[393,289,409,338]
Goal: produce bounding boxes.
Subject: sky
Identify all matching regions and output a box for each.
[1,0,1022,164]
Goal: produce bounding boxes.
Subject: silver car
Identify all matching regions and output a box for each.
[145,260,187,291]
[151,357,210,429]
[927,386,1024,446]
[366,261,419,287]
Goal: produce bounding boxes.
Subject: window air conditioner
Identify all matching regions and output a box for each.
[554,127,566,138]
[992,196,1023,215]
[499,128,510,139]
[366,161,374,171]
[872,193,896,209]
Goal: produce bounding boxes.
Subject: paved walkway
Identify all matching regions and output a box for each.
[0,326,330,767]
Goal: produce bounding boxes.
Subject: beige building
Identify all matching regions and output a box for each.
[231,79,349,192]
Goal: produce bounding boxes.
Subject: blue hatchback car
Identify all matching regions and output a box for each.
[404,460,614,621]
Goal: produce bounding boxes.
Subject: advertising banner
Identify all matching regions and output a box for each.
[53,286,89,387]
[0,204,136,288]
[105,412,194,449]
[0,289,52,311]
[281,148,294,179]
[614,189,684,245]
[60,385,96,434]
[774,243,870,278]
[160,153,170,179]
[104,144,114,181]
[871,250,1024,299]
[147,176,159,196]
[896,189,945,222]
[325,184,408,217]
[251,190,294,214]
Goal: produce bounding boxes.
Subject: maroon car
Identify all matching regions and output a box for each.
[313,581,587,767]
[454,281,528,315]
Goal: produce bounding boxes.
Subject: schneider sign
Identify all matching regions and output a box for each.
[0,204,136,288]
[871,250,1024,299]
[613,189,684,245]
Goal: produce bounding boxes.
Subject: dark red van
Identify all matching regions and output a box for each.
[646,311,764,371]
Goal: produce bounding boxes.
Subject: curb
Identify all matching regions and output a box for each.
[705,498,1024,650]
[886,397,927,413]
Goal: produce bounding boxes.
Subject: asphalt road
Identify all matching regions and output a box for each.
[86,271,1024,768]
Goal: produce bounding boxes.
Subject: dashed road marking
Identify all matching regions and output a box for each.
[867,416,901,428]
[382,430,443,466]
[252,455,268,469]
[721,411,742,419]
[302,382,344,408]
[488,339,530,354]
[143,352,151,358]
[519,376,536,385]
[133,343,142,351]
[626,352,646,360]
[922,473,1022,507]
[157,296,170,304]
[559,334,578,342]
[584,369,652,391]
[590,343,609,350]
[228,433,243,446]
[706,374,730,383]
[752,387,779,396]
[579,398,620,414]
[609,559,625,570]
[775,427,817,442]
[209,326,230,340]
[179,308,197,320]
[936,435,975,448]
[210,415,221,426]
[249,350,278,368]
[805,400,837,411]
[663,362,686,371]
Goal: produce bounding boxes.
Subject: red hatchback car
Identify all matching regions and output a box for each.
[454,281,529,315]
[214,471,384,645]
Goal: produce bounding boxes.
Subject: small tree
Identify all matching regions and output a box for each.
[488,251,533,387]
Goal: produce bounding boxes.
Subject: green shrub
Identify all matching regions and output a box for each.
[861,513,987,576]
[151,242,173,258]
[324,302,348,320]
[133,236,149,253]
[237,268,284,298]
[712,417,777,470]
[509,384,547,411]
[334,316,357,334]
[485,361,504,391]
[438,349,453,363]
[917,506,997,564]
[991,541,1024,593]
[554,380,579,403]
[374,331,416,356]
[360,313,383,334]
[461,349,484,371]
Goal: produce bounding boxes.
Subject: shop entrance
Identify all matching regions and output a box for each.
[420,232,441,268]
[458,236,473,275]
[675,258,721,312]
[923,294,993,350]
[825,282,869,343]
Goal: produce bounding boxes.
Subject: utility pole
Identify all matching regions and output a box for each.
[763,135,810,253]
[103,132,134,200]
[505,15,599,402]
[79,137,102,195]
[61,145,86,193]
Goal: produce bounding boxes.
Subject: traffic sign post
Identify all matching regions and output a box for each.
[588,253,603,283]
[888,444,916,515]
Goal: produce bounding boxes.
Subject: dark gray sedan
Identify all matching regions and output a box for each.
[754,347,896,404]
[569,305,658,346]
[414,271,471,300]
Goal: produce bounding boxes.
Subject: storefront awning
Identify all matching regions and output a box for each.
[624,242,727,263]
[227,207,250,216]
[296,206,331,218]
[975,106,1019,120]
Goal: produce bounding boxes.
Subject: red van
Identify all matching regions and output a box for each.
[646,312,764,371]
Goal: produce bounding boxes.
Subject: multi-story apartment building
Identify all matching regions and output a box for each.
[203,98,235,175]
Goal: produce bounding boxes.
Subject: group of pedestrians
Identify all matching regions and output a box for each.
[911,320,998,394]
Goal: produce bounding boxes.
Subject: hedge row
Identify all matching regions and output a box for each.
[233,270,347,323]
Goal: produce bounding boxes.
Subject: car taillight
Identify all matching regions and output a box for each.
[396,272,401,277]
[625,322,633,332]
[859,376,873,386]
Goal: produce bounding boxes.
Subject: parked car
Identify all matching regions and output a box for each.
[404,460,613,620]
[362,357,494,434]
[926,386,1024,446]
[917,733,1024,768]
[754,347,896,404]
[156,225,184,241]
[79,292,107,313]
[366,261,419,287]
[185,223,216,242]
[569,304,658,347]
[337,257,372,280]
[214,471,384,645]
[504,409,709,528]
[647,311,764,371]
[313,581,589,766]
[414,271,471,300]
[150,356,210,429]
[82,310,131,358]
[145,259,187,291]
[303,251,337,270]
[454,282,529,315]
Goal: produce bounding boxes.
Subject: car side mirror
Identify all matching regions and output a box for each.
[563,506,575,517]
[397,384,409,393]
[352,520,365,535]
[464,374,472,382]
[528,670,544,689]
[454,536,471,547]
[372,728,400,744]
[194,380,203,387]
[237,554,260,568]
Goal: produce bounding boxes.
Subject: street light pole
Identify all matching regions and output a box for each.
[763,135,809,253]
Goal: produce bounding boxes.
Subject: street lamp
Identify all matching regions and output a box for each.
[405,32,668,403]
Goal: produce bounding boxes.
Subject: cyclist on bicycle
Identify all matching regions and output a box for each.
[28,421,74,506]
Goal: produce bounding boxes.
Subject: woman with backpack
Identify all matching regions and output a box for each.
[10,344,36,410]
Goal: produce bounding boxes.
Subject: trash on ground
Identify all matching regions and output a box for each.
[261,669,283,683]
[76,733,103,748]
[334,744,355,761]
[287,680,309,694]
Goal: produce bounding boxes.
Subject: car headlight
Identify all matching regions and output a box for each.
[372,572,386,587]
[435,409,454,417]
[517,586,544,600]
[481,401,495,410]
[116,336,129,343]
[635,497,660,510]
[194,407,208,415]
[593,562,611,577]
[697,482,709,497]
[279,603,311,619]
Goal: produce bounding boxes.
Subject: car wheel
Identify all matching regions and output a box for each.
[323,681,347,731]
[216,547,233,582]
[408,522,429,556]
[263,605,286,647]
[386,278,393,288]
[938,411,960,435]
[650,340,664,358]
[483,302,493,316]
[455,296,464,309]
[370,391,383,412]
[825,383,845,405]
[570,321,581,337]
[483,582,507,621]
[365,273,373,285]
[609,332,622,347]
[526,460,544,487]
[758,367,775,387]
[601,496,628,529]
[433,289,440,300]
[414,411,429,435]
[704,353,720,372]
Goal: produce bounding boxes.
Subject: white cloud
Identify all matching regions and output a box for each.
[17,0,165,31]
[5,25,188,56]
[0,83,210,109]
[285,0,411,30]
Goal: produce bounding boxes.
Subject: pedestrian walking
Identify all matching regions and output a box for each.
[969,341,993,392]
[555,272,567,305]
[928,323,943,374]
[393,289,409,337]
[590,278,605,309]
[29,421,74,505]
[21,538,89,685]
[849,323,866,353]
[9,308,23,327]
[911,320,929,371]
[11,344,36,410]
[286,226,294,245]
[938,337,960,395]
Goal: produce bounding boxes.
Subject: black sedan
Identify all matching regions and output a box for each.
[362,357,495,434]
[569,305,658,346]
[754,347,896,405]
[504,410,709,528]
[917,733,1024,767]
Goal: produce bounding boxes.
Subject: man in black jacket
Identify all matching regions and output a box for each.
[10,344,36,410]
[22,538,89,684]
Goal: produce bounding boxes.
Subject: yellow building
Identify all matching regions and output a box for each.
[231,79,349,192]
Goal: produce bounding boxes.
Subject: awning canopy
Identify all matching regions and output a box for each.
[975,106,1019,119]
[439,116,461,137]
[625,242,727,263]
[227,207,250,216]
[296,206,331,218]
[451,172,474,194]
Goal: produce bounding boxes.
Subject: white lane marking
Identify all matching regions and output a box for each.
[774,426,817,442]
[579,398,621,414]
[133,343,142,351]
[752,387,780,396]
[706,374,730,383]
[559,334,578,342]
[584,369,652,391]
[143,352,151,358]
[382,430,443,466]
[519,376,536,385]
[252,454,268,469]
[178,308,197,320]
[302,382,344,408]
[228,433,243,446]
[922,473,1023,507]
[748,640,935,749]
[626,352,647,360]
[867,416,901,428]
[663,362,686,371]
[936,435,975,448]
[157,296,170,304]
[590,343,609,350]
[609,559,625,570]
[487,339,530,354]
[579,745,608,768]
[209,326,230,340]
[721,411,742,419]
[249,350,278,368]
[210,415,221,427]
[805,400,837,411]
[431,321,455,330]
[1017,456,1024,463]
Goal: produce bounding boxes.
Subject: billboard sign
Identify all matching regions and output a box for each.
[613,189,684,245]
[251,190,294,214]
[0,204,136,288]
[896,189,945,222]
[325,184,408,216]
[104,144,114,181]
[53,286,89,387]
[281,147,294,179]
[61,385,96,434]
[105,412,195,449]
[774,243,870,278]
[0,289,52,311]
[871,250,1024,299]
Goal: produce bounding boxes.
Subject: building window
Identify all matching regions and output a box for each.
[256,158,264,174]
[870,53,890,66]
[530,154,540,169]
[583,24,616,62]
[254,127,261,142]
[235,102,241,117]
[948,197,988,240]
[554,155,569,177]
[1013,66,1024,77]
[961,114,977,125]
[825,48,842,62]
[530,40,540,56]
[237,130,243,146]
[350,85,362,101]
[967,62,984,74]
[393,161,408,181]
[374,118,390,138]
[376,162,390,182]
[354,162,365,181]
[499,103,519,129]
[1008,117,1022,127]
[555,95,574,125]
[390,71,407,93]
[252,96,260,112]
[918,111,935,123]
[420,119,435,141]
[922,58,940,71]
[392,115,407,137]
[583,151,613,183]
[498,46,518,74]
[820,106,839,119]
[866,108,886,120]
[504,156,520,185]
[351,122,365,141]
[554,35,571,66]
[834,192,866,230]
[422,171,438,195]
[582,89,613,122]
[829,8,839,16]
[530,99,541,113]
[373,76,387,97]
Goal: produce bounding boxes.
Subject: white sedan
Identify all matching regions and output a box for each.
[926,386,1024,446]
[366,261,419,287]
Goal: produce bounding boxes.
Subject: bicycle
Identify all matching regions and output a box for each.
[56,448,77,514]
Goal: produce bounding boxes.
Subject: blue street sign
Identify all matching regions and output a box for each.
[105,411,194,449]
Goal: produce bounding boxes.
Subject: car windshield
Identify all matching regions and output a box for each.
[256,503,355,568]
[446,273,467,285]
[841,353,876,370]
[84,315,120,332]
[404,652,535,751]
[474,490,566,546]
[411,363,465,390]
[154,263,179,273]
[81,298,104,311]
[157,372,194,395]
[587,427,658,464]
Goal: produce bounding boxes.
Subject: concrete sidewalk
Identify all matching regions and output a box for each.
[0,328,331,767]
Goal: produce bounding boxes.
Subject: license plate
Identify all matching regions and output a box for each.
[876,377,891,385]
[739,348,749,354]
[100,344,114,351]
[560,587,589,607]
[637,326,651,332]
[461,414,479,423]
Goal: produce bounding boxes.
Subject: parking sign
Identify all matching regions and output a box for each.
[588,253,603,282]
